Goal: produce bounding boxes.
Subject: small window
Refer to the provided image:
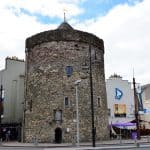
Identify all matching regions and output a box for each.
[64,97,69,107]
[108,108,111,116]
[54,110,62,123]
[97,97,101,107]
[65,66,73,77]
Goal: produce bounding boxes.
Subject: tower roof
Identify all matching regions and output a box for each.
[26,21,104,53]
[57,22,73,30]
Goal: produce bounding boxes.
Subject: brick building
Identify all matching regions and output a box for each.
[24,22,109,143]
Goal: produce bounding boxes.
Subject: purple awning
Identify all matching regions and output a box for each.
[111,122,136,127]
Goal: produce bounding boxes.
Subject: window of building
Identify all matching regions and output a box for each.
[114,104,126,117]
[64,97,69,107]
[108,108,111,116]
[97,97,101,107]
[65,66,73,77]
[54,110,62,123]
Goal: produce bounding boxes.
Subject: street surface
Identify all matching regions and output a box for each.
[0,148,150,150]
[0,148,43,150]
[1,137,150,150]
[108,147,150,150]
[0,146,150,150]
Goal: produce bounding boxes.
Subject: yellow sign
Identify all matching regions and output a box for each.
[114,104,126,117]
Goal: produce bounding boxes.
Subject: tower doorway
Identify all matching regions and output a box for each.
[55,127,62,143]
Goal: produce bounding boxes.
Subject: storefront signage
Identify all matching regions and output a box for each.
[115,88,123,100]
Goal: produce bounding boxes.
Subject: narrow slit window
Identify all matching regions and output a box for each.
[97,97,101,107]
[64,97,69,107]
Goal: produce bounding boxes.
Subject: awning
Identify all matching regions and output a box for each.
[111,122,136,127]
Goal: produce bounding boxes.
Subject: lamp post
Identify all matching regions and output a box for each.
[133,77,140,140]
[0,84,3,142]
[75,79,81,147]
[89,45,96,147]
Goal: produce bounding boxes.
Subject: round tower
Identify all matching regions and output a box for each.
[24,22,109,143]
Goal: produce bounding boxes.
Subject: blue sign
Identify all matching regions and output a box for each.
[115,88,123,100]
[144,108,150,114]
[65,66,73,77]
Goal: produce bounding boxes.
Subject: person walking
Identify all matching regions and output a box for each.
[5,130,10,141]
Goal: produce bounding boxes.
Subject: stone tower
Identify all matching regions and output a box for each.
[24,22,109,143]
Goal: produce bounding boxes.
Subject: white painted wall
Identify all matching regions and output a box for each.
[106,75,135,124]
[142,84,150,102]
[0,58,25,123]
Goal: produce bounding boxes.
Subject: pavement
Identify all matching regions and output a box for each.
[0,137,150,149]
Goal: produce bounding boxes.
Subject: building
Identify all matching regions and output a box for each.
[140,84,150,129]
[24,21,109,143]
[106,74,135,125]
[142,84,150,114]
[0,57,25,141]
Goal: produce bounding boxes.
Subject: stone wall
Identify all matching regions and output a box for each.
[24,24,109,143]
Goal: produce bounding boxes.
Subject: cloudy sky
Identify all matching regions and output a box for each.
[0,0,149,85]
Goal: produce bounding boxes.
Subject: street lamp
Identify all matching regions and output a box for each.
[0,84,4,142]
[74,79,81,147]
[0,73,4,143]
[89,45,96,147]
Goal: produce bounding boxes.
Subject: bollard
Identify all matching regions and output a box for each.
[72,135,76,147]
[119,135,122,144]
[134,138,137,144]
[0,138,2,146]
[33,137,38,146]
[136,142,140,147]
[148,136,150,143]
[134,138,140,147]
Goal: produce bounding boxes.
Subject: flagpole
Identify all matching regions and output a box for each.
[133,77,140,140]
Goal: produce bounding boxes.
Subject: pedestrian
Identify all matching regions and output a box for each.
[5,130,10,141]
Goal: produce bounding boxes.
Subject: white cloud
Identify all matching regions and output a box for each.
[1,0,84,19]
[0,0,150,85]
[74,0,150,85]
[0,0,84,69]
[0,0,56,69]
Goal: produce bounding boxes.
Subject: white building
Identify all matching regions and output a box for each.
[140,84,150,128]
[0,57,25,141]
[106,74,135,124]
[142,84,150,115]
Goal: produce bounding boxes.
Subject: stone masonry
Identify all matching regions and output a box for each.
[24,22,109,143]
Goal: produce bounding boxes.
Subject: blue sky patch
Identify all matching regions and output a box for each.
[14,0,143,24]
[72,0,143,22]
